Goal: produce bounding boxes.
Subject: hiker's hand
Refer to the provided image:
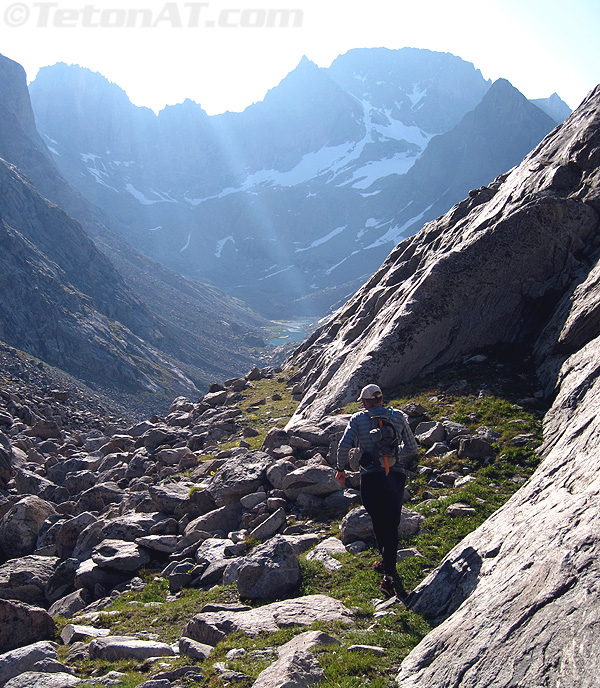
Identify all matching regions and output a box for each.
[335,470,346,484]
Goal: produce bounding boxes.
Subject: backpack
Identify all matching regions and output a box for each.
[368,410,399,474]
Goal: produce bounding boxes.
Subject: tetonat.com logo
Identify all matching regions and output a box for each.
[3,2,304,28]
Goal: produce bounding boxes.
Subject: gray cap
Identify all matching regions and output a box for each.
[357,384,383,401]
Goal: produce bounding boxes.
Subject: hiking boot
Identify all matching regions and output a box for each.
[395,580,409,600]
[373,560,384,574]
[379,576,395,598]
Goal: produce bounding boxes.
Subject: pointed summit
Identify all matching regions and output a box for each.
[531,91,573,123]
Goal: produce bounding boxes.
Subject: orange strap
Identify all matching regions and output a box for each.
[379,420,390,475]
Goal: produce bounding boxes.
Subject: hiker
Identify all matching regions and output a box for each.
[335,384,418,598]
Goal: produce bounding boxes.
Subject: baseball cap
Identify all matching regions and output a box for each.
[357,384,383,401]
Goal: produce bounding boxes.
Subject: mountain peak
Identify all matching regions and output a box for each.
[530,91,573,123]
[296,55,319,70]
[0,53,42,140]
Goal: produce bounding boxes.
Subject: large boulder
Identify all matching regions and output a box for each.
[0,601,56,652]
[4,672,81,687]
[281,465,342,500]
[148,483,193,515]
[236,535,300,601]
[194,538,235,566]
[48,589,91,619]
[185,504,242,536]
[91,539,151,572]
[0,556,59,607]
[88,635,176,661]
[55,513,97,559]
[72,513,160,559]
[182,594,353,646]
[252,631,339,688]
[0,641,59,685]
[0,496,56,558]
[73,558,131,594]
[253,648,323,688]
[12,468,60,499]
[207,450,272,506]
[248,508,286,542]
[73,482,125,514]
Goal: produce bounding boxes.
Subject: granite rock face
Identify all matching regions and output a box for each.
[396,335,600,687]
[280,84,600,688]
[286,85,600,428]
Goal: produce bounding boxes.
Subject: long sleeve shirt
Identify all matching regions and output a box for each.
[336,406,418,474]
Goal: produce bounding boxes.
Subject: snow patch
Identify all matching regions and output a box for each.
[259,265,294,281]
[295,225,347,253]
[408,84,429,107]
[366,203,435,249]
[325,249,360,275]
[125,184,177,205]
[215,235,235,258]
[87,168,119,192]
[348,153,418,189]
[180,233,191,252]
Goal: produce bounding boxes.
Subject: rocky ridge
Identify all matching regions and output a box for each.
[281,85,600,686]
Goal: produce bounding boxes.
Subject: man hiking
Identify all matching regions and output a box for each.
[335,384,418,598]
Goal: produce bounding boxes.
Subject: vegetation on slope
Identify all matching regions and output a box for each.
[56,346,545,687]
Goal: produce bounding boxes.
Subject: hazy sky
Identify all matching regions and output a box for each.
[1,0,598,114]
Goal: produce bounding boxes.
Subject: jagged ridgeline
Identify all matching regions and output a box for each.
[29,49,564,317]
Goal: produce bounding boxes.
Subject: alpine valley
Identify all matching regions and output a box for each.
[1,39,600,688]
[29,48,570,317]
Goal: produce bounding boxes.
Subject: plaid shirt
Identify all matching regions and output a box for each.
[336,406,418,474]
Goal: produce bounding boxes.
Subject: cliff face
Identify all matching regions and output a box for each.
[286,85,600,427]
[396,337,600,686]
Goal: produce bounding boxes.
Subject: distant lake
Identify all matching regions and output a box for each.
[268,318,316,346]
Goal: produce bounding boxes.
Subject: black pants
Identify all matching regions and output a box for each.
[360,470,406,577]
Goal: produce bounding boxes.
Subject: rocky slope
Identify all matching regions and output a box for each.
[394,86,600,688]
[1,333,543,686]
[29,48,562,316]
[0,53,268,409]
[0,159,201,401]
